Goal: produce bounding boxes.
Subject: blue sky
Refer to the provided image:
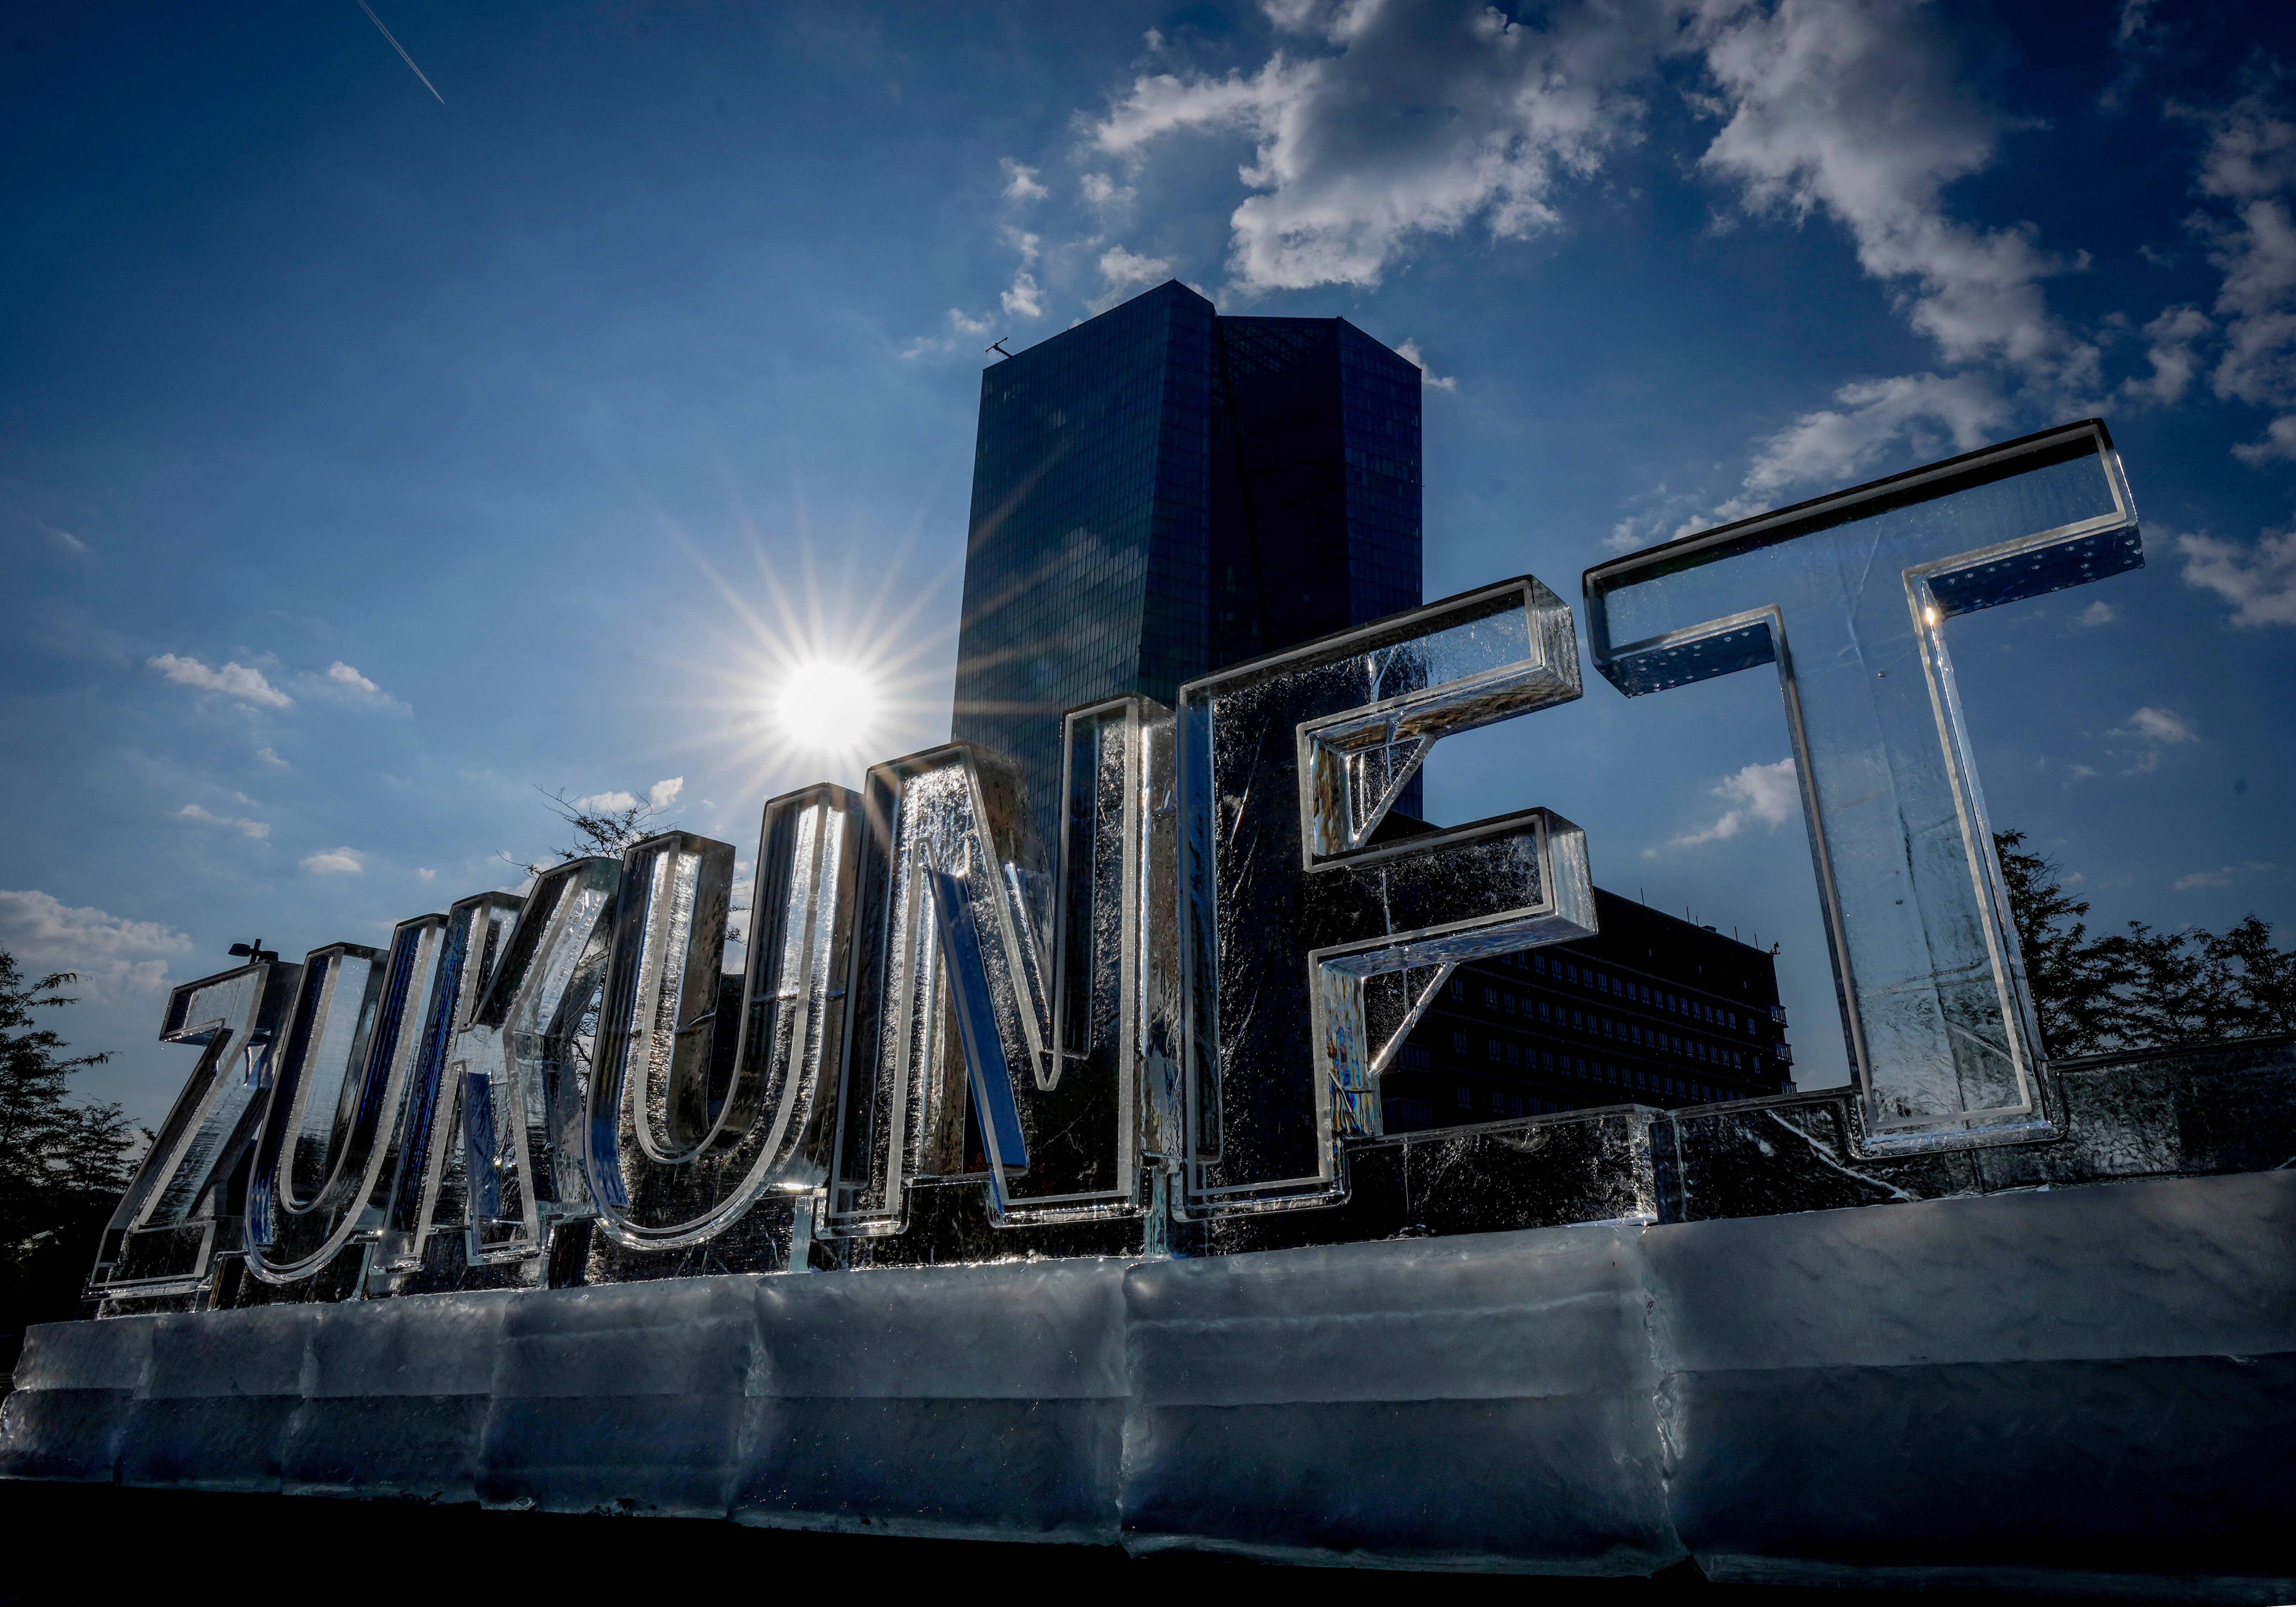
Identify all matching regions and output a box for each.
[4,0,2291,1121]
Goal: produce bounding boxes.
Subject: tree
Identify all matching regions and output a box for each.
[1995,830,2110,1056]
[2199,915,2296,1038]
[1,949,146,1373]
[502,785,671,879]
[1996,830,2296,1059]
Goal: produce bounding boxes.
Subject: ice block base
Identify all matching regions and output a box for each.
[7,1168,2291,1593]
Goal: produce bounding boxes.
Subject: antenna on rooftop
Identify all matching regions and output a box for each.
[987,338,1013,359]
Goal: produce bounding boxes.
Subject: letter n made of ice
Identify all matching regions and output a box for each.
[1178,577,1597,1216]
[1583,421,2141,1152]
[824,703,1174,1236]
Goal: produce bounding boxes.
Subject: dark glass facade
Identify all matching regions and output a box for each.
[949,280,1794,1125]
[952,280,1423,847]
[1389,890,1798,1129]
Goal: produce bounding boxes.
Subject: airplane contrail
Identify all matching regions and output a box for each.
[354,0,445,104]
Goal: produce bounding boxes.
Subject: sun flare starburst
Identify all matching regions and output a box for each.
[777,660,881,753]
[647,506,959,810]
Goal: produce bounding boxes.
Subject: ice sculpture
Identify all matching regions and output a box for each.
[459,857,620,1260]
[824,699,1165,1230]
[90,958,299,1299]
[585,791,858,1250]
[1584,420,2141,1151]
[1177,577,1597,1214]
[1043,698,1181,1223]
[373,891,522,1279]
[75,422,2160,1310]
[245,919,449,1282]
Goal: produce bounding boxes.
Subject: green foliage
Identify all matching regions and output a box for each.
[1996,831,2296,1059]
[2,948,146,1370]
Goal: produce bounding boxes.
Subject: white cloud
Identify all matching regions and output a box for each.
[2177,88,2296,463]
[40,523,88,556]
[2173,861,2276,892]
[301,847,365,875]
[2118,305,2211,407]
[2117,705,2197,744]
[2075,599,2118,628]
[1002,270,1044,319]
[901,224,1042,358]
[2207,193,2296,425]
[1731,371,2010,507]
[2233,415,2296,467]
[1669,0,2103,511]
[2105,705,2197,772]
[1695,0,2095,396]
[1099,245,1173,294]
[175,803,270,840]
[1065,0,2245,515]
[257,746,289,768]
[1661,756,1800,851]
[569,779,683,816]
[2190,88,2296,204]
[1000,157,1049,203]
[903,306,1002,359]
[416,867,437,881]
[1084,0,2087,405]
[1393,338,1457,392]
[148,653,292,709]
[0,888,191,1000]
[306,660,409,712]
[1087,0,1670,291]
[2178,527,2296,627]
[1080,171,1135,215]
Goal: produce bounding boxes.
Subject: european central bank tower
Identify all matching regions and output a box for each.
[949,280,1797,1126]
[952,279,1423,841]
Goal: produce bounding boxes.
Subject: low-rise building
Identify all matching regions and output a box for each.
[1384,886,1796,1130]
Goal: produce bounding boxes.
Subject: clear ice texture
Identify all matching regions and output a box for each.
[827,744,1047,1234]
[1177,576,1598,1214]
[1586,421,2142,1150]
[95,958,301,1295]
[23,1168,2285,1580]
[245,919,451,1283]
[827,701,1177,1235]
[1049,698,1182,1217]
[459,857,620,1261]
[587,817,837,1250]
[375,892,522,1275]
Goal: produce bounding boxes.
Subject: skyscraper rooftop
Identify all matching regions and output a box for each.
[951,280,1424,847]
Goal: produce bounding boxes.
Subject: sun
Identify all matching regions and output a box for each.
[777,660,880,754]
[644,506,956,802]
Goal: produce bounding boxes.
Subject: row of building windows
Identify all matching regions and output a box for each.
[1450,1069,1734,1116]
[1383,1069,1747,1131]
[1484,949,1765,1035]
[1452,1018,1755,1074]
[1429,1040,1747,1105]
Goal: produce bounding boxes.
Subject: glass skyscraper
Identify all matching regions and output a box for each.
[951,280,1424,846]
[948,279,1794,1127]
